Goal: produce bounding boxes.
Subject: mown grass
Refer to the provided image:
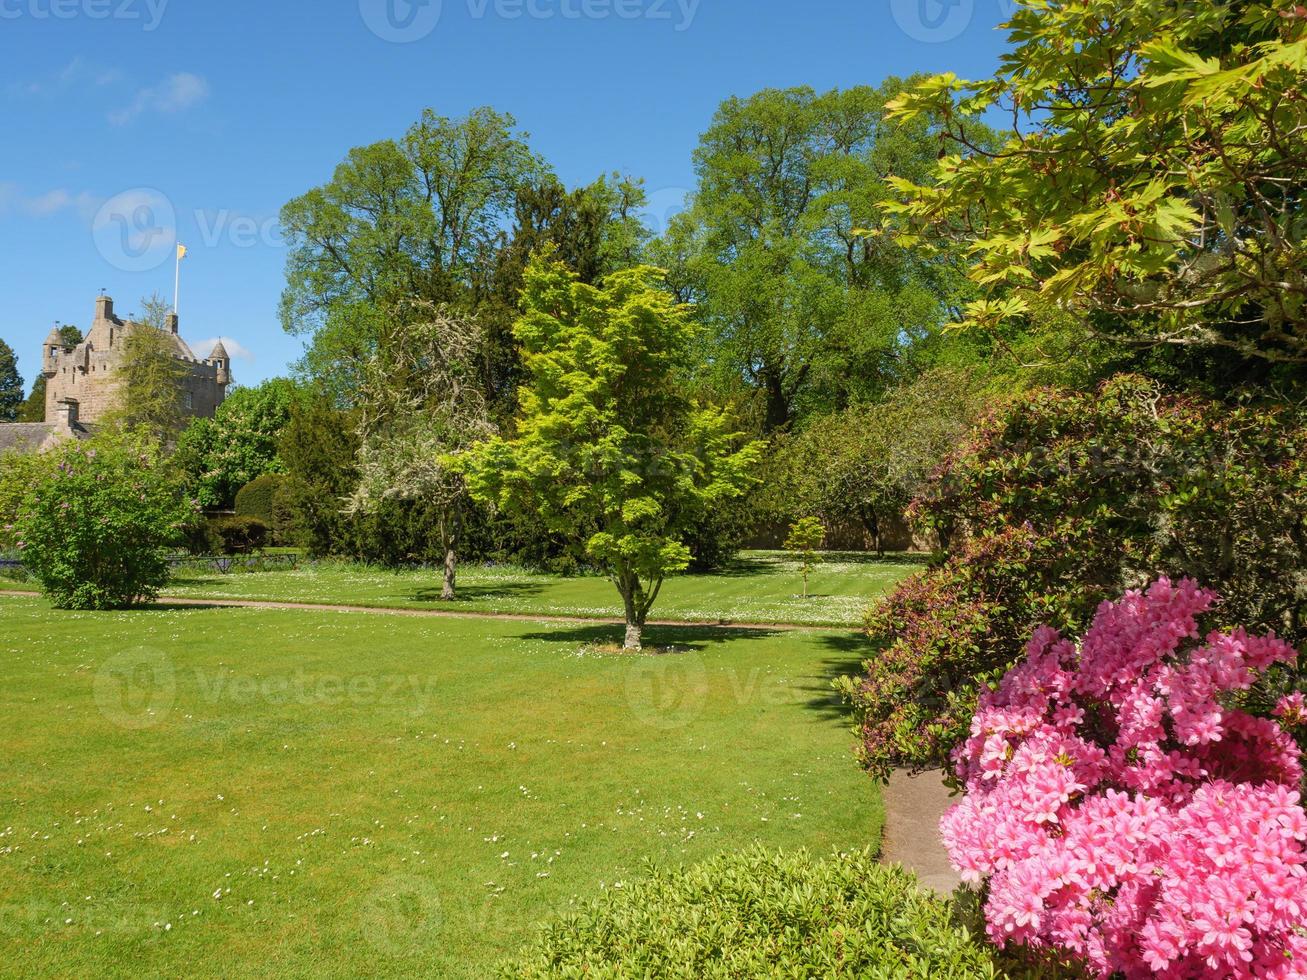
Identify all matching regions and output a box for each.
[0,595,880,978]
[159,551,924,629]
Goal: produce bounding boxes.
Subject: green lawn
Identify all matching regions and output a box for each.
[0,595,880,978]
[160,551,923,629]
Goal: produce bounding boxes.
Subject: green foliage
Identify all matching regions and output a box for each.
[0,451,52,552]
[843,375,1307,777]
[784,517,825,599]
[0,338,22,422]
[464,258,764,648]
[883,0,1307,371]
[279,106,548,402]
[234,473,285,526]
[780,368,987,554]
[210,515,270,555]
[274,396,360,558]
[500,846,1007,979]
[14,433,194,609]
[175,379,299,509]
[659,80,991,430]
[108,303,190,440]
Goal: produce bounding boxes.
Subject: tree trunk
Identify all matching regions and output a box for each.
[624,620,644,651]
[441,547,457,601]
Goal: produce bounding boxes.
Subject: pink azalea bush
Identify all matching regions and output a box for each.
[941,578,1307,978]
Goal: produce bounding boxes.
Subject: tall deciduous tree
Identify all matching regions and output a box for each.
[659,81,981,431]
[883,0,1307,369]
[349,301,494,600]
[464,258,763,649]
[109,295,188,441]
[279,107,548,401]
[0,339,22,422]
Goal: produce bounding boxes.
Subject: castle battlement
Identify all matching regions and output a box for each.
[41,295,232,424]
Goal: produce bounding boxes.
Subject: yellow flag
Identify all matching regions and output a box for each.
[177,243,188,261]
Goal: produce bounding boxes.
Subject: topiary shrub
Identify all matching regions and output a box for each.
[210,515,269,555]
[499,846,1012,978]
[943,578,1307,977]
[234,473,284,526]
[14,435,195,609]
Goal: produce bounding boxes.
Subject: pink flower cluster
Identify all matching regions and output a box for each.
[941,578,1307,978]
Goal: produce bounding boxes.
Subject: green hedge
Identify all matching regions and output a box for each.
[500,847,1008,978]
[234,473,284,525]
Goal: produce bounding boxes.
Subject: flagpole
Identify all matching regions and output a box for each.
[174,244,181,315]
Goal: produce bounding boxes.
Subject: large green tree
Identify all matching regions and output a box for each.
[658,81,982,431]
[464,259,763,650]
[109,295,189,441]
[174,378,302,508]
[279,107,548,401]
[0,339,22,422]
[883,0,1307,371]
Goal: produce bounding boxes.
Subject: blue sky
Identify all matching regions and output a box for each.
[0,0,1012,391]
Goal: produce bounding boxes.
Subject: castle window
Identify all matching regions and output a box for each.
[184,391,194,410]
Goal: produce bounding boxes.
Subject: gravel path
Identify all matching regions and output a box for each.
[880,769,963,894]
[0,590,819,632]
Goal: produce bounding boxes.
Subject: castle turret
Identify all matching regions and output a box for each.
[208,339,231,388]
[95,295,114,322]
[42,326,62,377]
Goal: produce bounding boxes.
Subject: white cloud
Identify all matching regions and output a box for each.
[0,185,100,221]
[10,57,121,99]
[109,72,209,126]
[195,337,255,364]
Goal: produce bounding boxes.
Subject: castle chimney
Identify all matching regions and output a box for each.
[55,398,79,431]
[95,295,114,322]
[166,312,179,335]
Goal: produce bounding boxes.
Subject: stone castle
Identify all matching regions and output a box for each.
[0,295,232,454]
[42,294,232,424]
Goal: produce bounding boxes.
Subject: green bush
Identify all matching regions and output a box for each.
[499,847,1009,979]
[234,473,284,525]
[15,435,194,609]
[210,515,269,555]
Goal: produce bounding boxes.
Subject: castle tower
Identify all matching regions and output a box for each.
[42,326,63,376]
[207,339,232,389]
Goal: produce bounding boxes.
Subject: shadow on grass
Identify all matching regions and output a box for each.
[410,582,548,604]
[799,632,876,722]
[520,623,784,652]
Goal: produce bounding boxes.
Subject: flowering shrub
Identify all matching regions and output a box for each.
[942,578,1307,978]
[15,435,196,609]
[846,375,1307,778]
